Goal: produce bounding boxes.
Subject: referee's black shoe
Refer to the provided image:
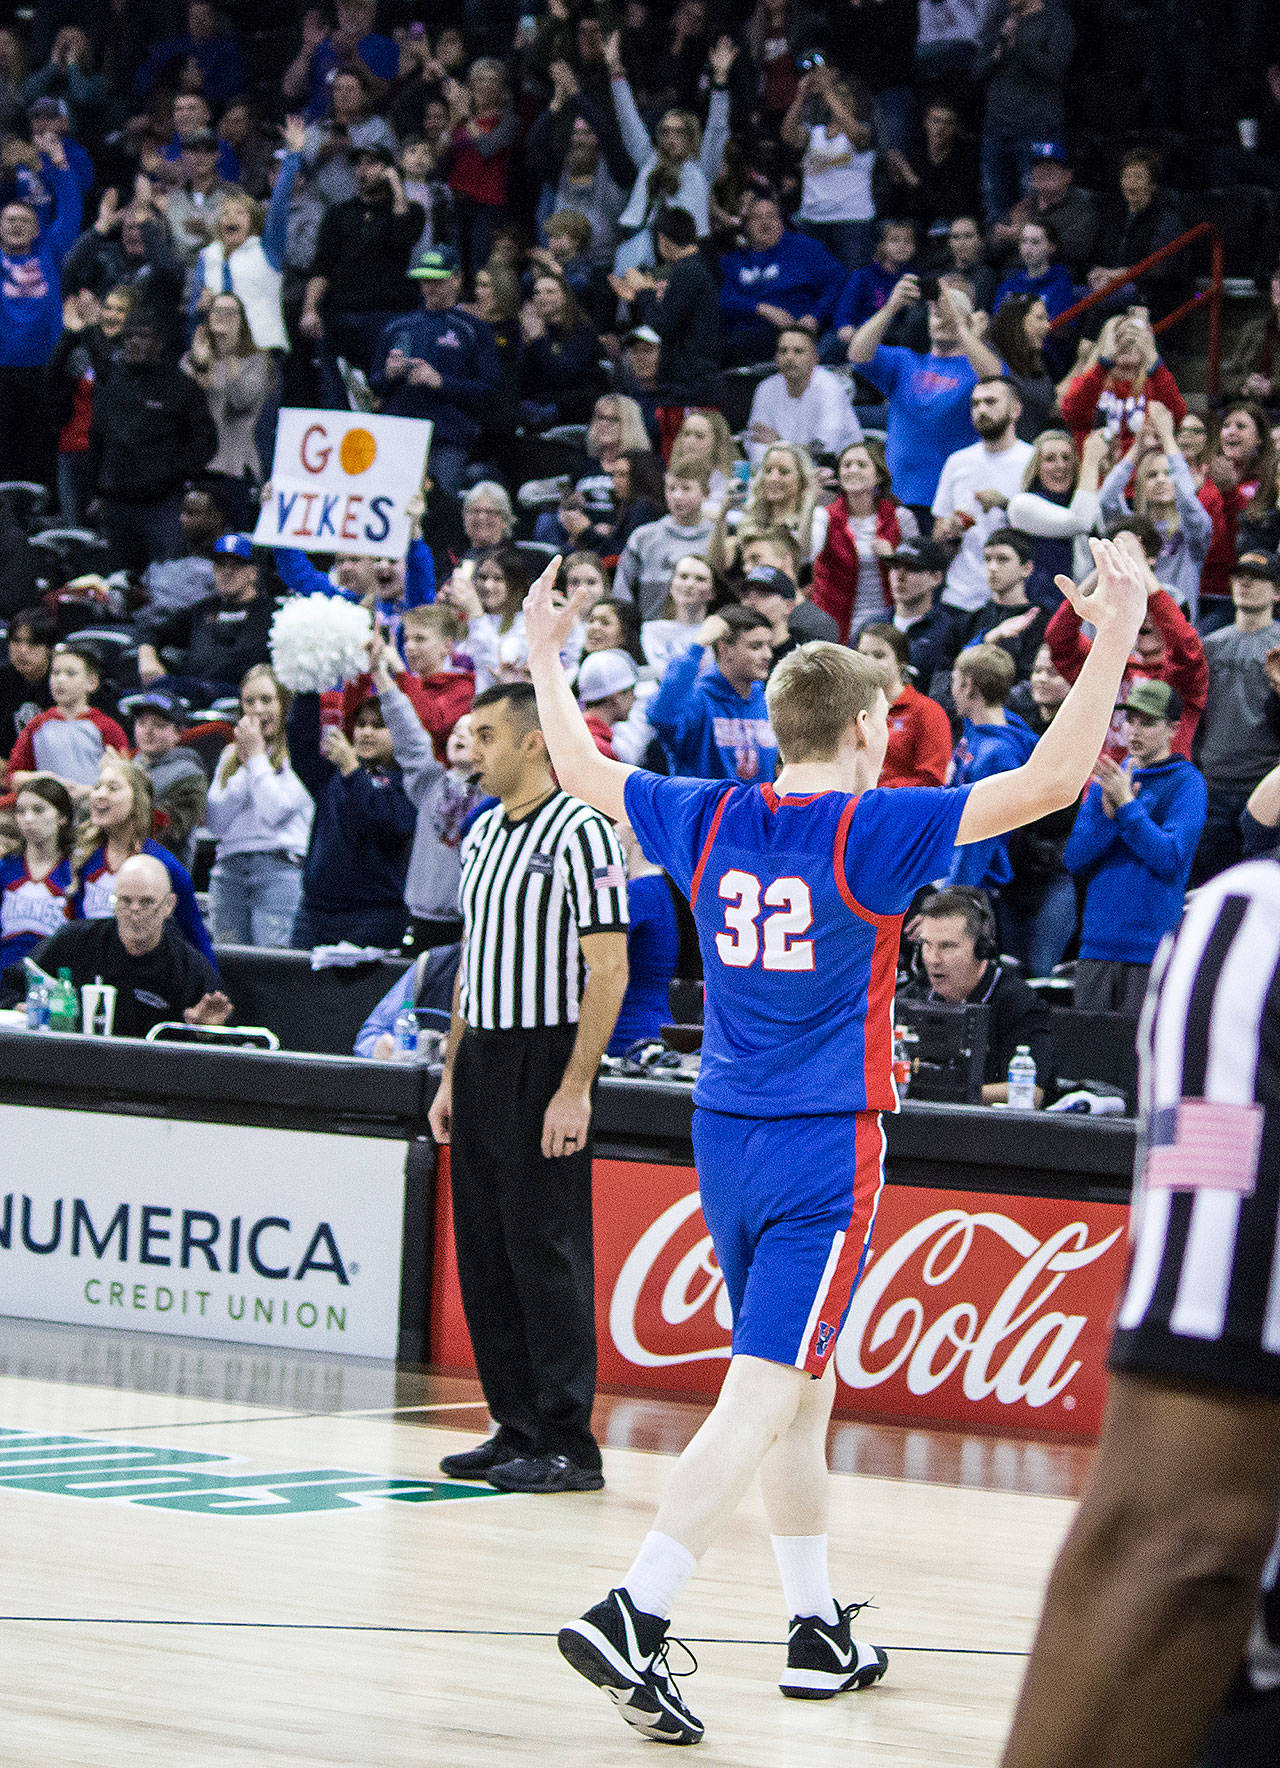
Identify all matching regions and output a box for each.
[486,1453,605,1493]
[779,1601,888,1699]
[438,1433,525,1479]
[558,1587,704,1744]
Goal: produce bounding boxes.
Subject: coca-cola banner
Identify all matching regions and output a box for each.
[430,1157,1130,1441]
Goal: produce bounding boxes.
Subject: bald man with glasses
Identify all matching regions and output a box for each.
[29,854,230,1037]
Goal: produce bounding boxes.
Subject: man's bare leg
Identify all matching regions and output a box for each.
[557,1355,810,1742]
[648,1353,810,1558]
[760,1361,837,1537]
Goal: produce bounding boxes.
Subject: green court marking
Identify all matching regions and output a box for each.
[0,1425,503,1516]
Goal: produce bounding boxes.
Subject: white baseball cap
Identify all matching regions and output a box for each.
[577,648,638,704]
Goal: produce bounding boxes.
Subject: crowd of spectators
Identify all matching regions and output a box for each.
[1,0,1280,1094]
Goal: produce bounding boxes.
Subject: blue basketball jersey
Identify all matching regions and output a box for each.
[623,773,971,1117]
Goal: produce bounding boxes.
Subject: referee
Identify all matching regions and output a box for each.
[999,857,1280,1768]
[428,682,629,1495]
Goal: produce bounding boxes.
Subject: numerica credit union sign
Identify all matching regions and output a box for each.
[431,1158,1131,1440]
[0,1106,407,1359]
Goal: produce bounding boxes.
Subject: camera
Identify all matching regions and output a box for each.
[796,52,825,73]
[918,273,941,302]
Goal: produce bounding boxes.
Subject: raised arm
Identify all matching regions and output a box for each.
[604,33,651,171]
[261,119,305,271]
[943,286,1003,380]
[699,45,734,183]
[956,537,1148,846]
[847,273,916,363]
[524,556,633,822]
[1098,441,1140,522]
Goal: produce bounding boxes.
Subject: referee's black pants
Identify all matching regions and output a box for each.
[449,1025,601,1472]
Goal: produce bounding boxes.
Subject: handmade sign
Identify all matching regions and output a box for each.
[253,410,432,559]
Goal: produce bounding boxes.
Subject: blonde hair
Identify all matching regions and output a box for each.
[588,395,649,459]
[74,756,153,878]
[669,410,738,478]
[220,191,265,237]
[744,443,820,546]
[1022,428,1080,494]
[1132,450,1179,527]
[656,107,702,166]
[954,642,1016,707]
[217,664,293,786]
[766,643,886,764]
[403,602,465,643]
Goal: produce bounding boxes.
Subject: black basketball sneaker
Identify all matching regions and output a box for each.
[779,1600,889,1699]
[558,1587,704,1745]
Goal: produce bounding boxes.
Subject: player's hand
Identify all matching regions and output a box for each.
[1053,537,1146,644]
[428,1073,452,1143]
[522,554,578,658]
[541,1084,590,1159]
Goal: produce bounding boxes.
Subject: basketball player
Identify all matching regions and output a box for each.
[522,536,1148,1744]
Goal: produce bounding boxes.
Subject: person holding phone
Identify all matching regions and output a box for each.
[846,276,1003,520]
[205,665,313,948]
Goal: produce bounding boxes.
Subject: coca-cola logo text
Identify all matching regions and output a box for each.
[607,1180,1125,1430]
[835,1210,1122,1408]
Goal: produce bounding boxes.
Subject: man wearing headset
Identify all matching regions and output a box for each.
[907,886,1052,1105]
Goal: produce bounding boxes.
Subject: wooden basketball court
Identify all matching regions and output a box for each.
[0,1319,1091,1766]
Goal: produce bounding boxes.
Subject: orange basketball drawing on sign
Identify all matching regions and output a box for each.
[339,427,378,475]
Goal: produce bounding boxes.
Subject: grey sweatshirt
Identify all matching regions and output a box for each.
[379,679,485,919]
[613,515,714,620]
[1198,621,1280,789]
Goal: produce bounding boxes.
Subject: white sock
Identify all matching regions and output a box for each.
[621,1531,698,1621]
[770,1533,838,1624]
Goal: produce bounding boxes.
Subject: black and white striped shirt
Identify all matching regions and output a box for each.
[1111,858,1280,1387]
[1111,859,1280,1705]
[458,790,628,1031]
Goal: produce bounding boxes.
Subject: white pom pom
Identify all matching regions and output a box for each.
[269,594,373,692]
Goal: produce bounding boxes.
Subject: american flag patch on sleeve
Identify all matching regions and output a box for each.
[1144,1100,1265,1196]
[592,864,627,889]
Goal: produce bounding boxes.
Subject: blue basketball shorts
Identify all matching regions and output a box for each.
[690,1108,887,1376]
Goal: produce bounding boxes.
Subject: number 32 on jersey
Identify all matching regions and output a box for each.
[715,868,814,972]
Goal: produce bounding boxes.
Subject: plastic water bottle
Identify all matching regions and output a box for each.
[1007,1045,1037,1111]
[24,974,49,1031]
[49,967,79,1032]
[892,1025,915,1099]
[393,1007,420,1061]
